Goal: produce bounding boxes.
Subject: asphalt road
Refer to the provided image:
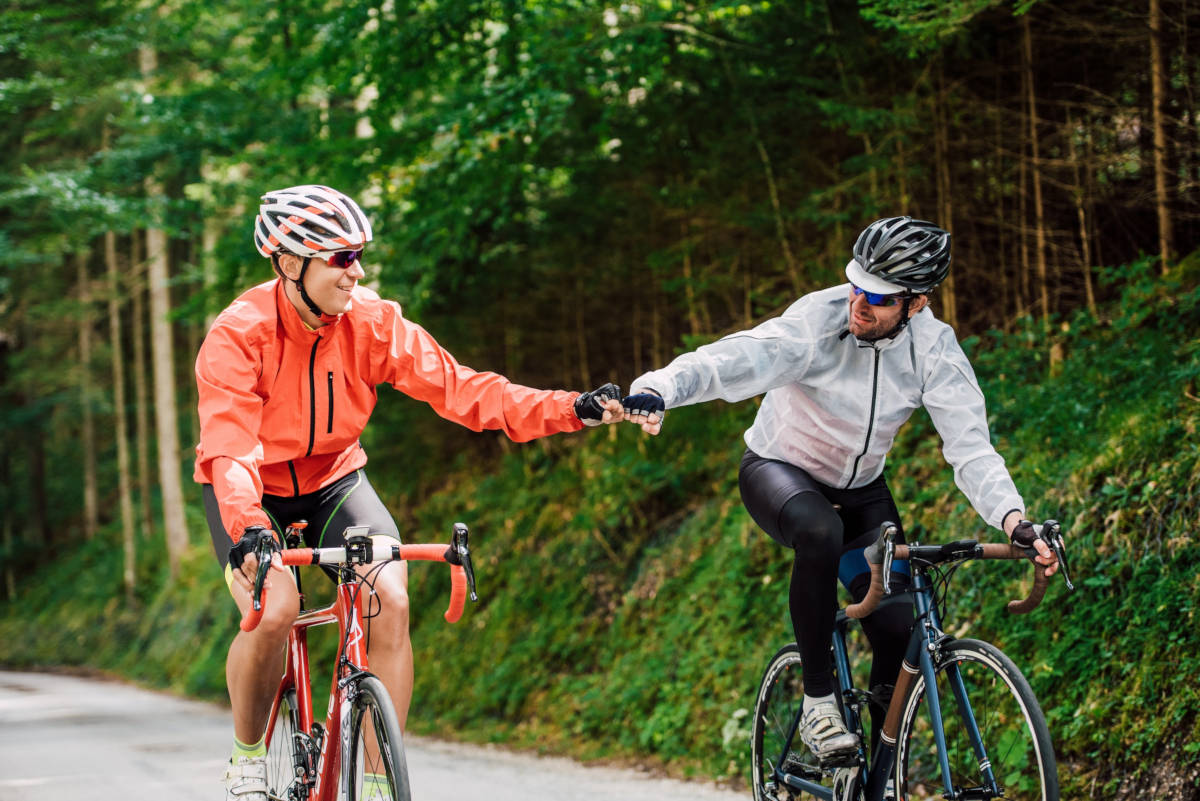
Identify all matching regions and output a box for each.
[0,671,745,801]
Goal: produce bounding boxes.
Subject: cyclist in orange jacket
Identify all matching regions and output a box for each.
[195,184,622,801]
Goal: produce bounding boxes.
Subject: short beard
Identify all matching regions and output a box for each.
[849,295,914,342]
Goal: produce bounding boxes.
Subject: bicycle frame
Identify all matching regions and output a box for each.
[768,565,1001,801]
[264,565,378,801]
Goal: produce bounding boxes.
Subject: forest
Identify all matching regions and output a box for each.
[2,1,1199,798]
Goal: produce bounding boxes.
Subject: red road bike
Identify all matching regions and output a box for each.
[240,521,477,801]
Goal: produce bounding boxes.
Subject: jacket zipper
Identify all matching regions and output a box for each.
[304,338,320,458]
[287,461,300,496]
[327,371,334,434]
[847,348,881,487]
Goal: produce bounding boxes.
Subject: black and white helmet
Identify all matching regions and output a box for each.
[253,184,373,258]
[846,216,951,294]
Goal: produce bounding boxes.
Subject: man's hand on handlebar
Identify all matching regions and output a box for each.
[1005,516,1060,578]
[228,526,286,595]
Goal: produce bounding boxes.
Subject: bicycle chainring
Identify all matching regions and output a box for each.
[832,765,863,801]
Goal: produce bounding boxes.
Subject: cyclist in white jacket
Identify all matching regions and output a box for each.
[622,217,1058,765]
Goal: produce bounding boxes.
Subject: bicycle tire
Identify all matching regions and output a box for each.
[894,638,1059,801]
[751,643,825,801]
[265,687,304,801]
[341,675,412,801]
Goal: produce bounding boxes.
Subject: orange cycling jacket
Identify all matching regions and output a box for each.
[194,279,583,542]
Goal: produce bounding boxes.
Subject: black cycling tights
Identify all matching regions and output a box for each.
[776,492,913,699]
[738,449,913,741]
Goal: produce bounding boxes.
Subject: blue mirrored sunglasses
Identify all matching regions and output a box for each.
[851,284,903,307]
[315,249,363,268]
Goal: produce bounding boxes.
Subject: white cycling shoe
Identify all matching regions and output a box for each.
[223,755,268,801]
[798,701,860,765]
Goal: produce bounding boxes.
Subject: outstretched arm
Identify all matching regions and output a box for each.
[622,308,820,436]
[377,305,617,441]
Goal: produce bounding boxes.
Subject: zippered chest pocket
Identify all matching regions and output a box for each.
[326,370,334,433]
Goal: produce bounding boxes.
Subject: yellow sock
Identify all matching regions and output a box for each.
[231,734,266,761]
[362,772,391,800]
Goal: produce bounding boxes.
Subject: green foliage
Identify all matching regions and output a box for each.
[7,260,1196,796]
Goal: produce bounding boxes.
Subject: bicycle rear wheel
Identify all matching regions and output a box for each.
[342,675,411,801]
[265,687,304,801]
[751,643,824,801]
[894,638,1058,801]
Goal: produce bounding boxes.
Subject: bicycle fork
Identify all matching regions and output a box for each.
[873,583,1003,801]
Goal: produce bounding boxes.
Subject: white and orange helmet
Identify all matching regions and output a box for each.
[253,184,373,258]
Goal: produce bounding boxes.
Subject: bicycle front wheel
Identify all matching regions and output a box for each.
[342,675,411,801]
[751,643,821,801]
[265,687,304,801]
[895,638,1058,801]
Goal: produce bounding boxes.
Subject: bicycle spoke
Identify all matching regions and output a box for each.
[752,644,824,801]
[265,689,305,801]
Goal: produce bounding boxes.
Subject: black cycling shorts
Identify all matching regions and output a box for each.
[203,468,401,585]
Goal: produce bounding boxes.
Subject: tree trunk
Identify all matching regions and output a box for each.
[1,440,11,599]
[717,49,801,296]
[1,516,11,600]
[632,270,644,378]
[1022,16,1050,332]
[131,233,154,539]
[994,70,1012,330]
[29,428,48,545]
[1067,113,1098,318]
[681,220,702,337]
[1149,0,1174,271]
[574,275,591,389]
[187,239,204,453]
[896,102,910,212]
[141,44,189,572]
[1018,114,1030,320]
[107,231,137,598]
[146,217,189,573]
[934,63,958,330]
[77,251,99,540]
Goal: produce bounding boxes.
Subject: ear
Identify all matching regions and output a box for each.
[275,253,304,280]
[907,294,929,318]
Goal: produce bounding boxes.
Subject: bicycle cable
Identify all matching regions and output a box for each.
[339,560,391,662]
[928,558,971,624]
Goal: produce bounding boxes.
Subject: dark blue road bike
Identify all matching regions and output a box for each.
[751,521,1073,801]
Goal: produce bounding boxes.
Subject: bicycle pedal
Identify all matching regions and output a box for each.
[816,750,860,769]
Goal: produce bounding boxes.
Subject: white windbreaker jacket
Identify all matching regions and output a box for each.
[630,285,1024,530]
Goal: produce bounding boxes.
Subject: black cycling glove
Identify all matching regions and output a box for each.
[228,526,277,571]
[1009,519,1038,548]
[574,382,622,426]
[622,391,666,419]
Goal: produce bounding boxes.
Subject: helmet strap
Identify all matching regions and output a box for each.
[293,257,327,318]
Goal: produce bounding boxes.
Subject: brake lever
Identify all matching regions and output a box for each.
[1022,520,1074,592]
[1042,520,1074,591]
[250,536,276,613]
[880,523,898,595]
[452,522,478,602]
